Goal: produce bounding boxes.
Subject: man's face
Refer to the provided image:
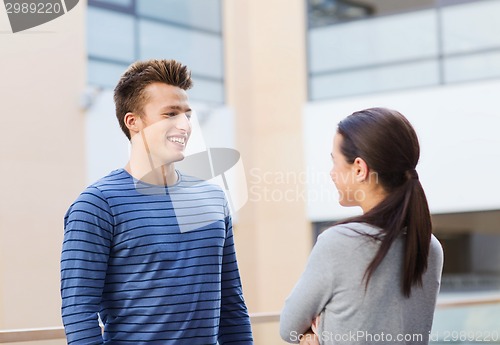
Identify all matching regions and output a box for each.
[134,82,192,166]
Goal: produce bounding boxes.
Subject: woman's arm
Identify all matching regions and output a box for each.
[280,230,339,343]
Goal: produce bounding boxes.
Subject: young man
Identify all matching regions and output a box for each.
[61,59,253,344]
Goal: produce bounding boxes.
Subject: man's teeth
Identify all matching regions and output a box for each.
[168,137,185,144]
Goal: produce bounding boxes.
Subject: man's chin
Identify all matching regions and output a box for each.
[170,153,186,163]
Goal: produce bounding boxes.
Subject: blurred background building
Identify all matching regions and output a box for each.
[1,0,499,344]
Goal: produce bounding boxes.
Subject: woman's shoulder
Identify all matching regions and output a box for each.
[309,223,382,263]
[321,222,381,238]
[317,222,381,249]
[429,234,444,261]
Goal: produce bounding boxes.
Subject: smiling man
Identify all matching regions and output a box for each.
[60,59,253,345]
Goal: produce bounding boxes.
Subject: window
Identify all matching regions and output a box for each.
[307,0,500,100]
[87,0,224,104]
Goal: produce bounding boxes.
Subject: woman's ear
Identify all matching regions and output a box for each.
[124,112,142,136]
[353,157,369,183]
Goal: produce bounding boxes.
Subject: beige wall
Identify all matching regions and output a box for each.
[0,0,86,334]
[1,1,309,342]
[224,0,312,343]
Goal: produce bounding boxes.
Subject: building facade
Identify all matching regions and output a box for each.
[1,0,499,344]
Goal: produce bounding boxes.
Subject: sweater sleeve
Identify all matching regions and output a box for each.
[280,229,339,343]
[217,213,254,344]
[60,187,114,345]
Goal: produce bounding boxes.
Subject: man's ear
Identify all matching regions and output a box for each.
[353,157,369,183]
[124,112,142,136]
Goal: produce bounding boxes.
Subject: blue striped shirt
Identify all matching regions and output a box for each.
[61,169,253,344]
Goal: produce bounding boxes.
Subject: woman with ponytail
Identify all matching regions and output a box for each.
[280,108,443,345]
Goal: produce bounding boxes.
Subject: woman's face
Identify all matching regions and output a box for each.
[330,133,360,207]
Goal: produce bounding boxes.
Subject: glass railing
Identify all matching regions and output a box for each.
[431,292,500,344]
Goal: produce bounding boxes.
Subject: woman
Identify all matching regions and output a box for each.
[280,108,443,345]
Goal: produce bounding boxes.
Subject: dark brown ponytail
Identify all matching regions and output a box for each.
[336,108,432,297]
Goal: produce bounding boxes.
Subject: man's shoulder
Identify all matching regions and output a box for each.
[71,169,129,206]
[65,170,126,222]
[89,169,129,191]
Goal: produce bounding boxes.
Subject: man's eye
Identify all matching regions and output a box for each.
[163,113,176,117]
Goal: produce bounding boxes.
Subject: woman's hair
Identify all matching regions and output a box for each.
[114,59,193,140]
[336,107,432,297]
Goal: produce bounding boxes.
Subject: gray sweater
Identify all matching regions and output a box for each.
[280,223,443,345]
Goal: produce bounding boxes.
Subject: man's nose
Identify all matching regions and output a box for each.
[175,113,191,131]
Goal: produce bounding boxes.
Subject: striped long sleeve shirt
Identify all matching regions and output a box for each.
[61,169,253,344]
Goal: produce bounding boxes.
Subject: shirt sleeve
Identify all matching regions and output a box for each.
[60,187,114,345]
[217,213,254,344]
[280,230,338,343]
